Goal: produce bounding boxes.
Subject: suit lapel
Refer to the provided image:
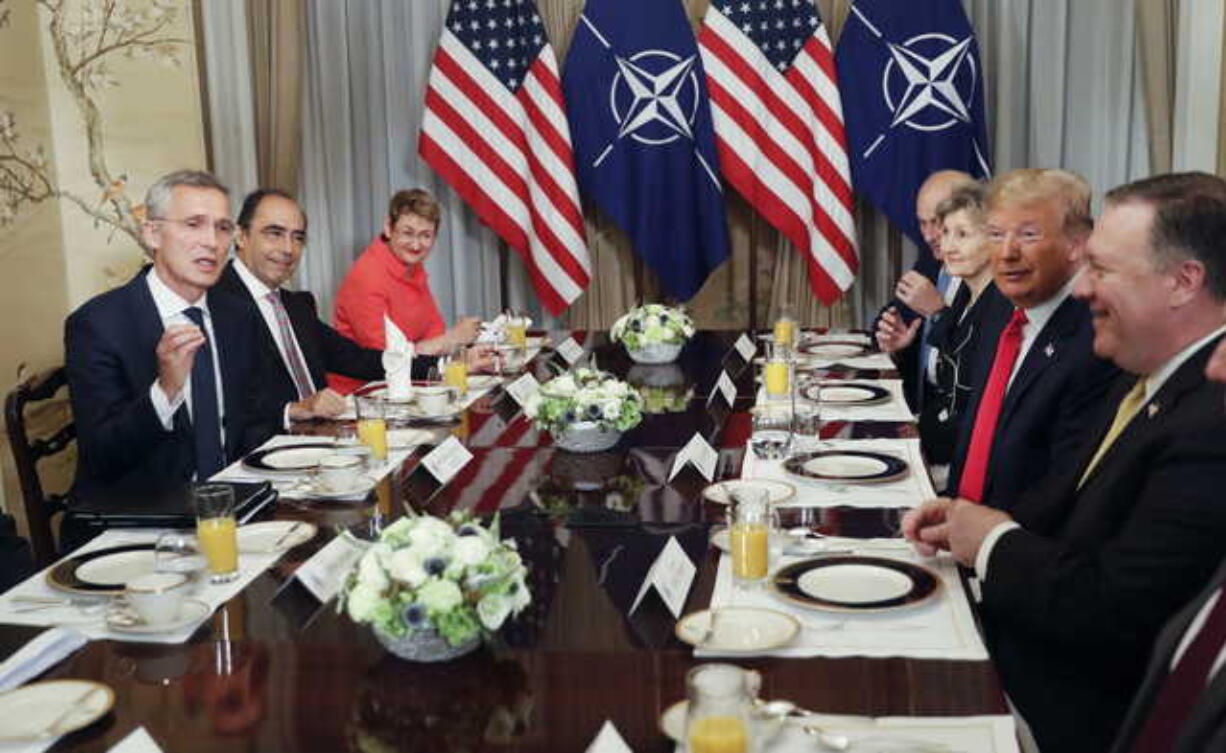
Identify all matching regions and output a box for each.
[999,297,1079,419]
[207,291,247,453]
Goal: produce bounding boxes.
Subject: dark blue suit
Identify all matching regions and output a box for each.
[945,292,1119,510]
[64,271,277,498]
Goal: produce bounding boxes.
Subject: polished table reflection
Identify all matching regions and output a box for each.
[5,331,1005,752]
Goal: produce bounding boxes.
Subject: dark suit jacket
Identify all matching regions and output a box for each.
[945,292,1119,509]
[1110,558,1226,753]
[64,271,277,498]
[215,262,388,405]
[980,335,1226,753]
[875,253,942,411]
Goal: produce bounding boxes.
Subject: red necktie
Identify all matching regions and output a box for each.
[1130,587,1226,753]
[958,308,1027,503]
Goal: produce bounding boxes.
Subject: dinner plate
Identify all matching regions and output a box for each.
[772,556,940,612]
[701,479,796,506]
[797,341,871,359]
[237,521,318,553]
[675,607,800,651]
[0,679,115,742]
[783,450,909,484]
[48,544,157,594]
[107,598,211,634]
[802,382,891,406]
[242,443,336,474]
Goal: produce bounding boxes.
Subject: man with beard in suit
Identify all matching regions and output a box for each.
[905,172,1226,753]
[215,189,393,420]
[945,168,1118,509]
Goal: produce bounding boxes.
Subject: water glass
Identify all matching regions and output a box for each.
[154,532,206,577]
[791,402,821,450]
[749,405,793,460]
[685,663,761,753]
[193,484,238,584]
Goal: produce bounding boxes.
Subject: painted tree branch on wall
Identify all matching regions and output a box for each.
[0,0,189,248]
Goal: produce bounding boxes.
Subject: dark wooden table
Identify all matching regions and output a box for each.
[3,331,1005,752]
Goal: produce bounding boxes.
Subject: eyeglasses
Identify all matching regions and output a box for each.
[150,216,237,239]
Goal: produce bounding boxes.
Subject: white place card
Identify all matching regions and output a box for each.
[714,369,737,406]
[420,436,473,484]
[108,726,165,753]
[295,535,368,603]
[733,333,757,362]
[629,536,696,618]
[504,373,541,408]
[585,720,635,753]
[556,336,585,365]
[668,433,719,482]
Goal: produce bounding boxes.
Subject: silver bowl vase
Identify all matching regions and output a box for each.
[374,626,480,663]
[553,421,622,453]
[625,341,683,364]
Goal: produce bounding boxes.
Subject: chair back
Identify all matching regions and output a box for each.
[5,366,75,566]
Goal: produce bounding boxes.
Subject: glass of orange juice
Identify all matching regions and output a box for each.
[729,486,772,590]
[355,395,388,461]
[772,303,797,347]
[444,345,469,397]
[193,484,238,584]
[763,342,790,401]
[685,664,759,753]
[505,313,528,348]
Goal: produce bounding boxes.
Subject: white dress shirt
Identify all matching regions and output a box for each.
[231,257,317,395]
[1006,277,1075,390]
[145,269,225,445]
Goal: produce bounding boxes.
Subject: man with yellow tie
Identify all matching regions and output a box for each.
[903,172,1226,753]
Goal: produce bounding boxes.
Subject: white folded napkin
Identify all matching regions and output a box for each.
[382,315,414,400]
[477,313,533,344]
[0,627,89,693]
[107,727,165,753]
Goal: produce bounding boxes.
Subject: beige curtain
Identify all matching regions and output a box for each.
[247,0,304,192]
[540,0,859,330]
[1136,0,1178,175]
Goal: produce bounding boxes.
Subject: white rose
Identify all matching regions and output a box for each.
[476,593,512,630]
[602,399,621,420]
[346,584,382,622]
[387,548,428,587]
[510,580,532,612]
[408,517,455,558]
[550,374,577,396]
[418,578,464,612]
[454,535,491,567]
[356,550,389,592]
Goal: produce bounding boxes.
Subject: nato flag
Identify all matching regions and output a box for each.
[562,0,731,301]
[836,0,991,251]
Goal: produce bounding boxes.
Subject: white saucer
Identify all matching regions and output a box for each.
[107,598,211,634]
[675,607,800,651]
[303,477,376,500]
[238,521,317,553]
[0,679,115,741]
[467,374,501,390]
[708,526,789,554]
[701,478,796,506]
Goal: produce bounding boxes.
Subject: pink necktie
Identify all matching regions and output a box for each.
[267,291,314,399]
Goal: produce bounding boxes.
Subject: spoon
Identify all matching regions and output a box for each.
[755,701,853,750]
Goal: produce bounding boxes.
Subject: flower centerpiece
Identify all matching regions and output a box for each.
[338,512,530,662]
[610,303,695,364]
[524,368,644,453]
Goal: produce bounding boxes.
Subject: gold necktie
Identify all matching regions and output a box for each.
[1078,379,1148,488]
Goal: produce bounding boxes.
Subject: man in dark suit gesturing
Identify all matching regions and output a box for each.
[905,172,1226,753]
[65,170,277,497]
[214,189,388,420]
[945,168,1118,509]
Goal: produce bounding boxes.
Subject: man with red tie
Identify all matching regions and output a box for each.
[904,172,1226,753]
[944,168,1119,510]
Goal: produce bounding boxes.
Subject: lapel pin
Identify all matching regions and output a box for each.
[1147,402,1160,418]
[1044,343,1055,358]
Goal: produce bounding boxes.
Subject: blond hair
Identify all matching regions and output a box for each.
[986,169,1092,238]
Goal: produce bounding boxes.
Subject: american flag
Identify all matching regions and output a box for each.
[419,0,591,315]
[698,0,857,304]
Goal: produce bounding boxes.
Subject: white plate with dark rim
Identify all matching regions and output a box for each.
[242,443,336,474]
[701,479,796,506]
[802,382,892,406]
[675,607,800,651]
[0,679,115,742]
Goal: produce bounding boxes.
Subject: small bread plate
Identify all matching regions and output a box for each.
[298,476,376,500]
[48,543,157,595]
[802,382,891,406]
[676,607,800,651]
[0,679,115,742]
[404,403,462,423]
[783,450,908,484]
[107,598,212,634]
[708,526,790,554]
[238,521,318,553]
[467,374,502,390]
[242,443,337,474]
[772,556,940,613]
[798,341,871,359]
[701,478,796,506]
[387,427,443,449]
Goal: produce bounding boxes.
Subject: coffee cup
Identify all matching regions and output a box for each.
[125,572,189,625]
[416,385,454,415]
[319,453,363,492]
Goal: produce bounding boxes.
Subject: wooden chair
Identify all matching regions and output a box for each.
[5,366,75,566]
